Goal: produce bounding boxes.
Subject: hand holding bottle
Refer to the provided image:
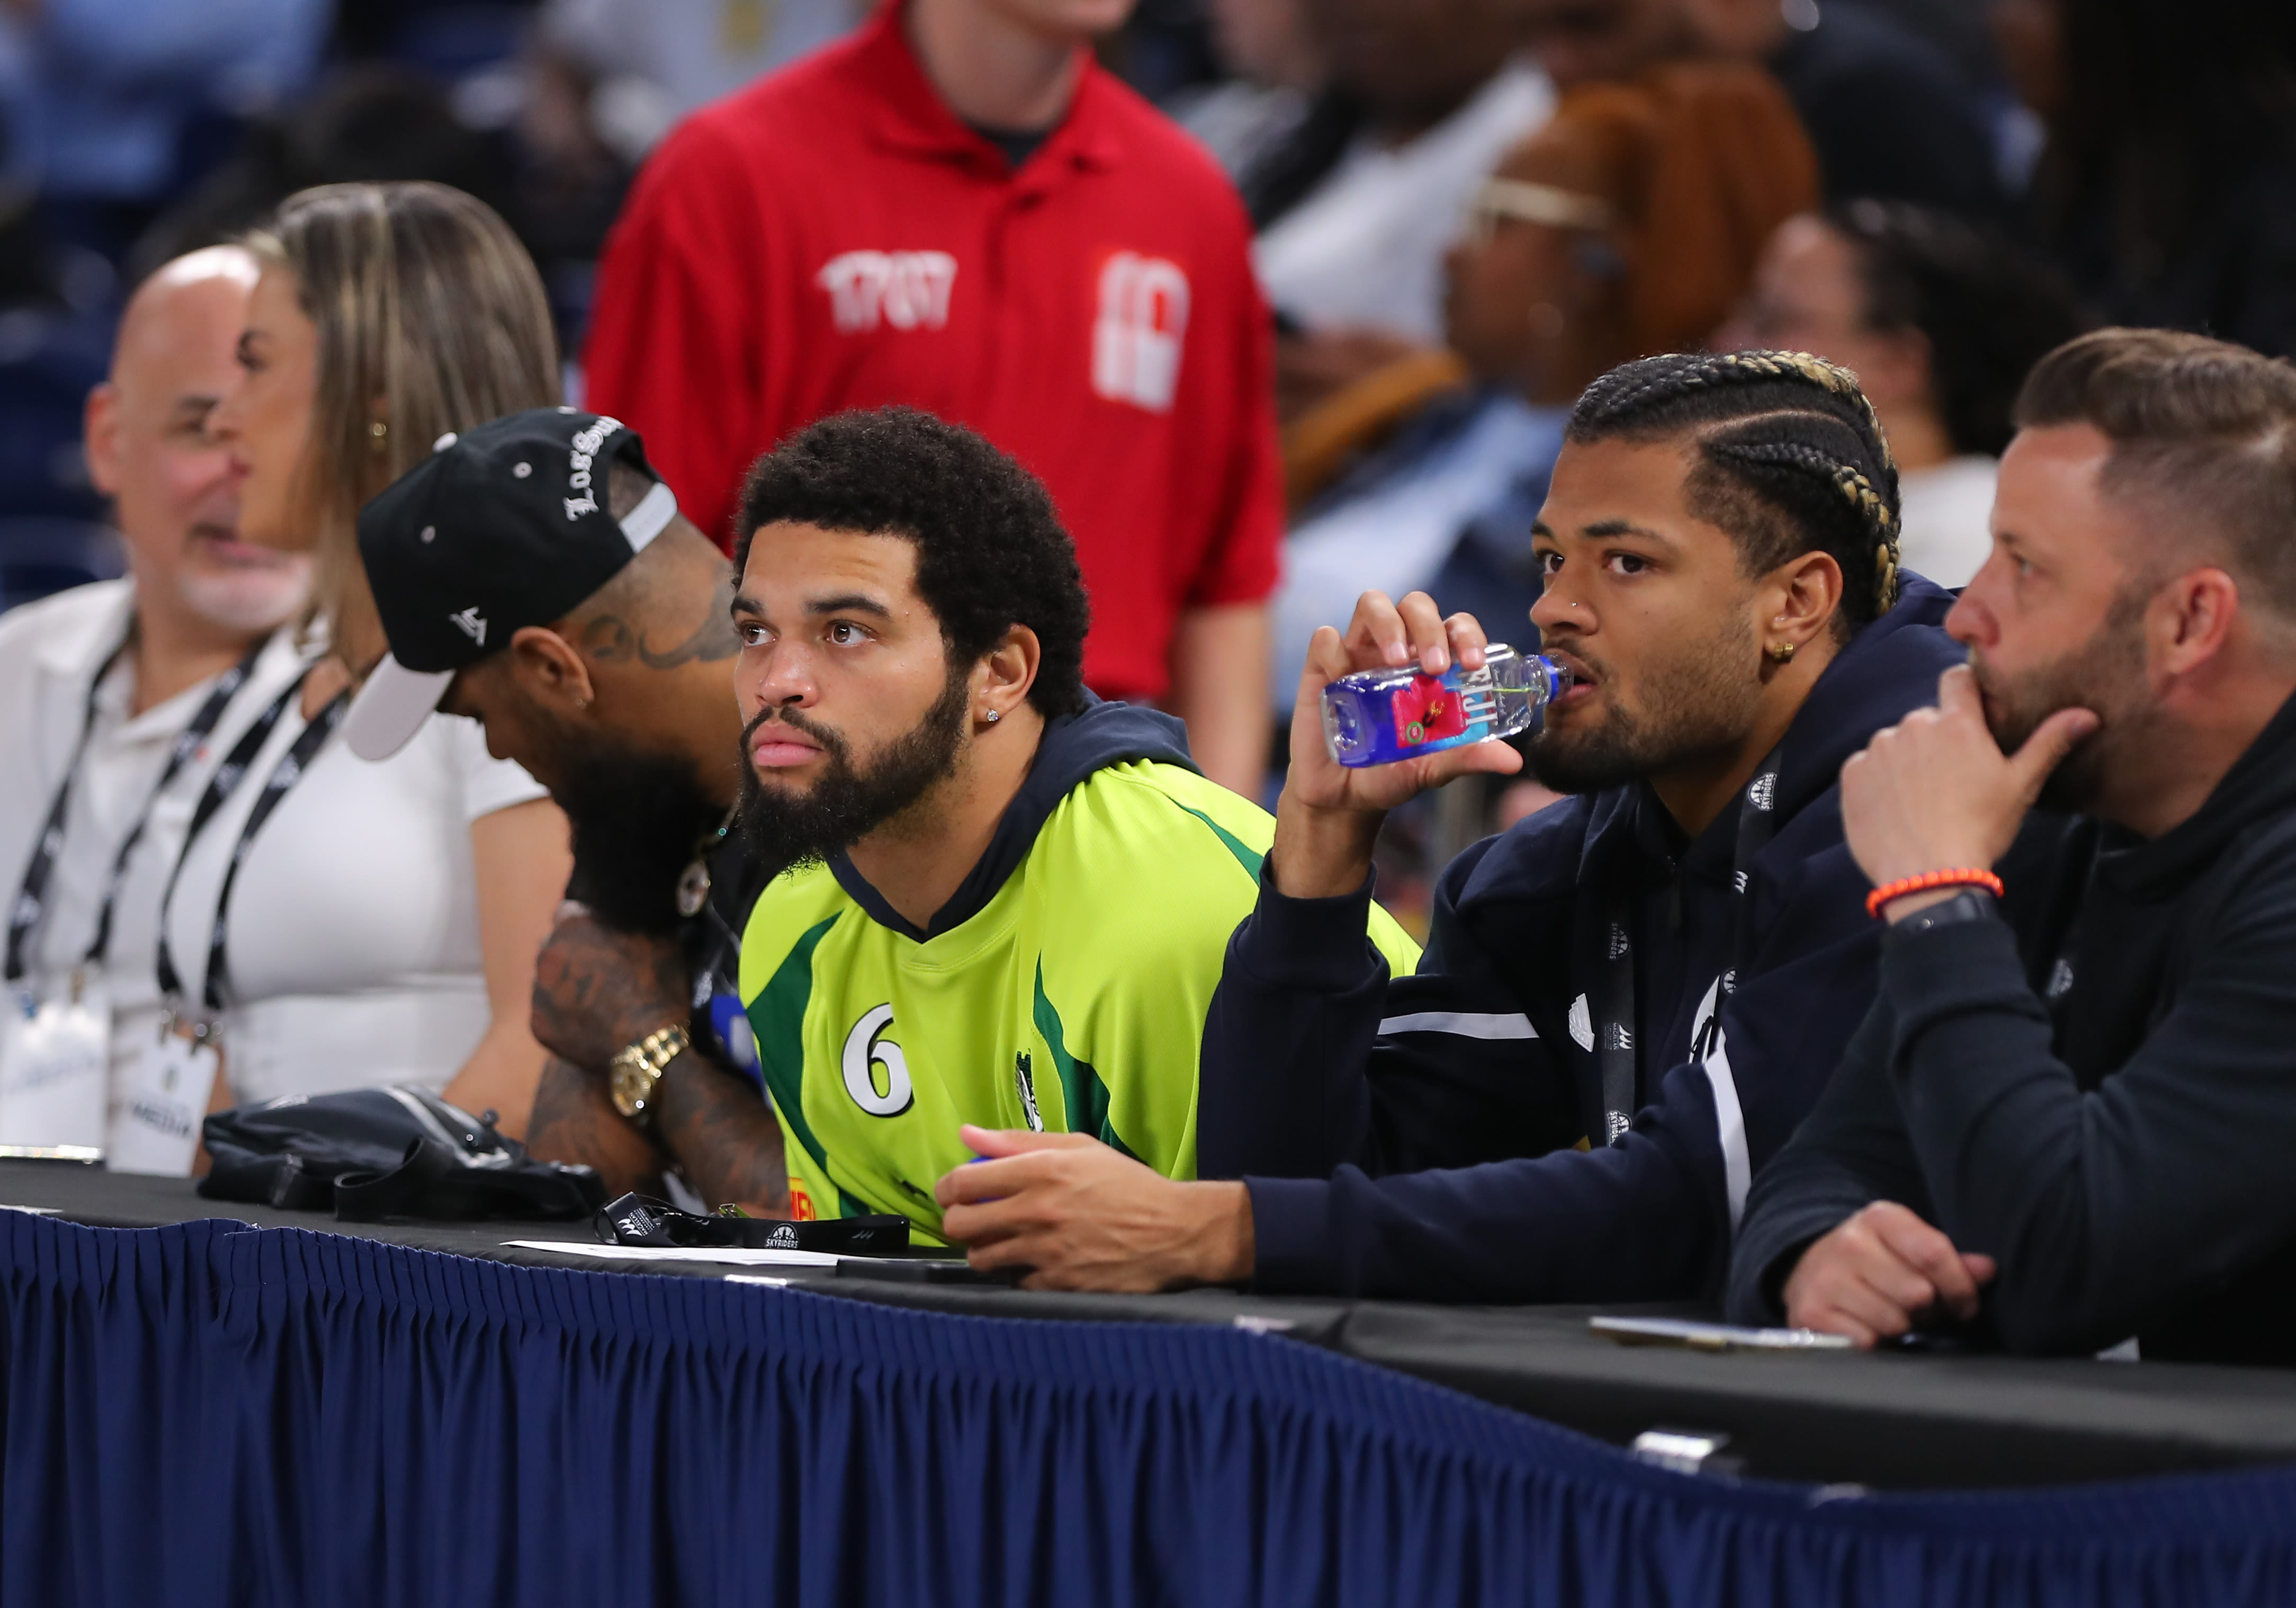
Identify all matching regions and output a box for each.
[1272,590,1528,899]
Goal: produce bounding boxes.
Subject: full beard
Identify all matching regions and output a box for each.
[1526,612,1765,796]
[734,668,971,876]
[557,742,725,936]
[1972,588,2149,816]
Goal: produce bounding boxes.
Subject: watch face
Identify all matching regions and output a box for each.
[611,1058,648,1117]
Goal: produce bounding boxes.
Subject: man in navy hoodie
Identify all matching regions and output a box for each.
[936,350,1965,1302]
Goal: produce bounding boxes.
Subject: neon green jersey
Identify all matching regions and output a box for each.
[737,717,1419,1244]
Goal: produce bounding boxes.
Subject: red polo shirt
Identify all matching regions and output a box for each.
[581,6,1283,702]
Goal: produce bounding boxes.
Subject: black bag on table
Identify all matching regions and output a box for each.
[199,1086,606,1222]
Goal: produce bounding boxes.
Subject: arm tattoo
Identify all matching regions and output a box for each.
[525,1055,666,1196]
[654,1053,791,1216]
[530,915,689,1073]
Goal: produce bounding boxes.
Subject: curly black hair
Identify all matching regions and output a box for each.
[1568,350,1902,636]
[733,408,1092,718]
[1827,199,2087,458]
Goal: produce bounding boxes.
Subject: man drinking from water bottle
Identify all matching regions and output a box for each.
[934,350,1964,1301]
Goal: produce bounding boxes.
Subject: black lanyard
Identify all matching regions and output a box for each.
[1594,745,1784,1147]
[4,632,268,984]
[154,672,351,1014]
[84,639,274,971]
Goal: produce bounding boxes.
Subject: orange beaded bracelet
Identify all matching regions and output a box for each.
[1864,868,2004,919]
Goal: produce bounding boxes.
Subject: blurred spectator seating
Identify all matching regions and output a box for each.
[1717,199,2085,587]
[1258,0,1551,420]
[1165,0,1327,194]
[0,270,113,551]
[2005,0,2296,359]
[0,518,123,614]
[0,0,329,263]
[532,0,863,165]
[1856,0,2005,90]
[131,68,522,284]
[1520,0,2006,220]
[1273,62,1817,709]
[130,51,633,366]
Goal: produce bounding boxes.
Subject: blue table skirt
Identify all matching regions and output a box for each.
[4,1211,2292,1607]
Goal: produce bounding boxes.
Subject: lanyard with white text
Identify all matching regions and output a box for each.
[1594,745,1783,1147]
[78,637,274,972]
[4,631,133,984]
[153,672,349,1014]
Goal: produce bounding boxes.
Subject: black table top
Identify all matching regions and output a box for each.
[10,1159,2296,1491]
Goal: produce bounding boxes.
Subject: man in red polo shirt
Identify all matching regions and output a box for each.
[582,0,1282,796]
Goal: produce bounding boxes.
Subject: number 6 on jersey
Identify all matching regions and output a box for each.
[841,1003,913,1116]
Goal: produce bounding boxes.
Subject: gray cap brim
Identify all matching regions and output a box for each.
[343,656,455,762]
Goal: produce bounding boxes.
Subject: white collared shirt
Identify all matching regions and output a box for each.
[0,579,553,1112]
[0,580,311,1089]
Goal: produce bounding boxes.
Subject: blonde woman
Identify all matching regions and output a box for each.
[185,182,571,1134]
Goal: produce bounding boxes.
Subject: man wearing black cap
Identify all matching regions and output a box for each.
[347,406,783,1207]
[353,406,1414,1235]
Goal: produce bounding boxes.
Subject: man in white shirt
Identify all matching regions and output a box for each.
[0,247,312,1150]
[1255,0,1550,347]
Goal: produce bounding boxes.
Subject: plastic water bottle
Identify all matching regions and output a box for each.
[1319,644,1570,768]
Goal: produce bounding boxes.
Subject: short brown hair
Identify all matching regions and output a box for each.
[2014,328,2296,618]
[246,182,559,665]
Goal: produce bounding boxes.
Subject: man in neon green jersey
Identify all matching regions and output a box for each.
[729,408,1417,1240]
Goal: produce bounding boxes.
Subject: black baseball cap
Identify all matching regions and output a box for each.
[344,407,679,762]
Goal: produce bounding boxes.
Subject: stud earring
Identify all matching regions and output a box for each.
[1766,641,1797,664]
[984,709,1000,723]
[370,419,389,452]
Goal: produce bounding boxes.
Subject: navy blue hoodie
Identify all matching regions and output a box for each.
[1196,577,1963,1302]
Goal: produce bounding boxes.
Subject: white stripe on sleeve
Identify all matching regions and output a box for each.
[1703,1031,1752,1234]
[1377,1011,1537,1040]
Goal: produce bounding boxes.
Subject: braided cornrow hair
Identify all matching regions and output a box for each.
[1568,351,1904,629]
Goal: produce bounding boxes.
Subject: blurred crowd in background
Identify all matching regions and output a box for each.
[3,0,2293,921]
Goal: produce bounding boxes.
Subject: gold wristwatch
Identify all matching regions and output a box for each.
[609,1024,689,1128]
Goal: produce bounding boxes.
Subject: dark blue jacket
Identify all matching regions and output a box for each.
[1727,691,2296,1363]
[1197,577,1962,1303]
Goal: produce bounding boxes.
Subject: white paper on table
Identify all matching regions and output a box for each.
[502,1239,847,1268]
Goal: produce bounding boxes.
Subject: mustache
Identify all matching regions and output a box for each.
[1537,636,1605,686]
[742,703,847,761]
